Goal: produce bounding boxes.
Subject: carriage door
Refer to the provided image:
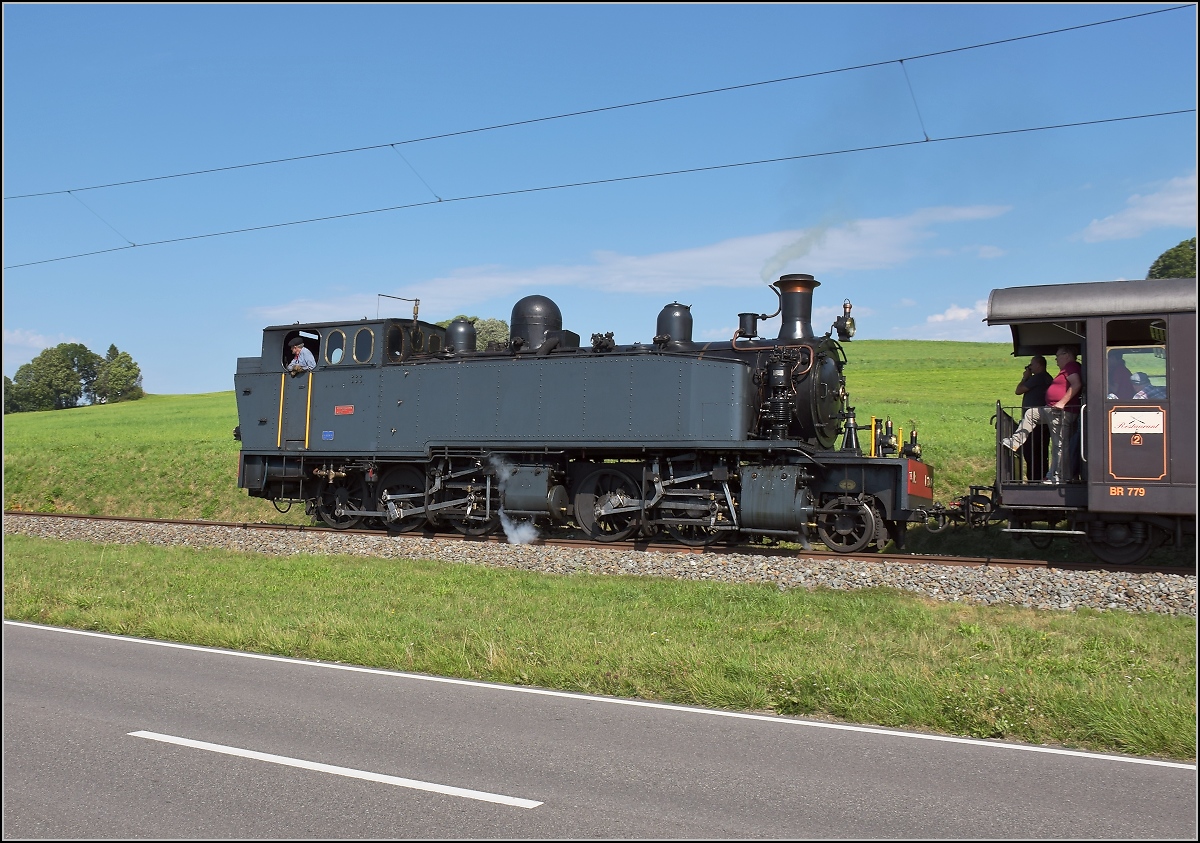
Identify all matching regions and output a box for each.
[1093,318,1169,509]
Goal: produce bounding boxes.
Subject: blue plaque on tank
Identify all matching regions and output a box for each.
[322,430,334,440]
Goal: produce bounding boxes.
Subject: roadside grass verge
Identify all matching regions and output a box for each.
[5,533,1194,761]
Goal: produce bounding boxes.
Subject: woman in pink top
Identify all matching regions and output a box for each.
[1003,346,1084,484]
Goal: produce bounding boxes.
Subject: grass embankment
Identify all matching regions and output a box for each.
[4,534,1194,760]
[4,340,1196,759]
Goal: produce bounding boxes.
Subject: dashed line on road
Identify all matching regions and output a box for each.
[129,730,543,808]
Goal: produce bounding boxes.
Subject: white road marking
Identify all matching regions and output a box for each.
[129,730,542,808]
[9,621,1195,771]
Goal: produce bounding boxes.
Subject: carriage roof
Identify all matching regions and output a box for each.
[986,278,1196,324]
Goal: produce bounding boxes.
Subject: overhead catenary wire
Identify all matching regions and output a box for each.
[67,191,136,247]
[4,109,1192,271]
[1,4,1190,201]
[899,60,931,143]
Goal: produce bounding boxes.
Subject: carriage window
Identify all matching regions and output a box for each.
[1105,319,1166,400]
[353,327,374,363]
[326,330,346,365]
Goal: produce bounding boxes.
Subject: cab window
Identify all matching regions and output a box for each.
[326,330,346,365]
[385,324,405,363]
[353,327,375,364]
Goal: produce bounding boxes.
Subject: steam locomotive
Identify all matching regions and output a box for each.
[233,274,932,552]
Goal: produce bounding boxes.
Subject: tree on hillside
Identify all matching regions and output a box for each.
[4,377,20,414]
[436,315,510,349]
[59,342,103,404]
[3,342,145,413]
[1147,237,1196,279]
[8,345,84,411]
[93,344,145,404]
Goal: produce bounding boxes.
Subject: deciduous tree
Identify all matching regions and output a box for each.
[437,315,510,349]
[94,345,145,404]
[1148,237,1197,279]
[10,346,83,411]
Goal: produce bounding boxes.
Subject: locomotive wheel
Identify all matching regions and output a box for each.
[815,497,876,554]
[446,488,500,537]
[1083,522,1161,565]
[450,513,500,537]
[867,506,887,552]
[664,517,722,547]
[574,466,641,542]
[661,491,722,547]
[315,476,366,530]
[376,466,426,534]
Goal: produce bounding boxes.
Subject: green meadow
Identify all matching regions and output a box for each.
[4,340,1195,760]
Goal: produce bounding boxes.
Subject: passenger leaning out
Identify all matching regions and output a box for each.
[1002,346,1083,484]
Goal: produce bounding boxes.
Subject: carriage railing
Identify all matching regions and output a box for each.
[997,402,1085,485]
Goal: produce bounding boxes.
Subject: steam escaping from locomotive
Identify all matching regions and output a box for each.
[488,454,543,545]
[760,225,830,284]
[499,508,539,545]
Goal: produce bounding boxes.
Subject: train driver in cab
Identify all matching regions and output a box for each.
[287,337,316,376]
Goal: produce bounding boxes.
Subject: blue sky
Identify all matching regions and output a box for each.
[3,4,1196,396]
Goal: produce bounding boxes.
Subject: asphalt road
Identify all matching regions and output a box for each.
[3,621,1195,839]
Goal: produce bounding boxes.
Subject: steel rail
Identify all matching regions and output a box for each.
[6,510,1191,576]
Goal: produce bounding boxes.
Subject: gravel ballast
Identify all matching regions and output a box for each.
[4,515,1195,617]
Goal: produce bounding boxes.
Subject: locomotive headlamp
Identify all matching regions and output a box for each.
[834,299,856,341]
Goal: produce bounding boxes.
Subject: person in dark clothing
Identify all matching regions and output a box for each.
[1003,346,1084,484]
[1014,355,1052,481]
[1107,352,1136,400]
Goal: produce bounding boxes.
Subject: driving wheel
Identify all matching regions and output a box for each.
[315,475,366,530]
[446,485,500,537]
[376,466,427,534]
[815,496,876,554]
[574,466,641,542]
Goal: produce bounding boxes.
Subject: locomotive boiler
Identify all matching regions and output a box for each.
[233,274,933,552]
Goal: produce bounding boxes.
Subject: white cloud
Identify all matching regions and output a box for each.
[885,301,1011,342]
[3,328,58,350]
[252,204,1012,325]
[2,328,84,376]
[1079,173,1198,242]
[926,301,989,324]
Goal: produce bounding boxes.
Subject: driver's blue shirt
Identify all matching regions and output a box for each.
[288,347,316,372]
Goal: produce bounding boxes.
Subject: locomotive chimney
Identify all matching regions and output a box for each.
[774,273,820,341]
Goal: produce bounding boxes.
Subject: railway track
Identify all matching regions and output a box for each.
[5,510,1190,576]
